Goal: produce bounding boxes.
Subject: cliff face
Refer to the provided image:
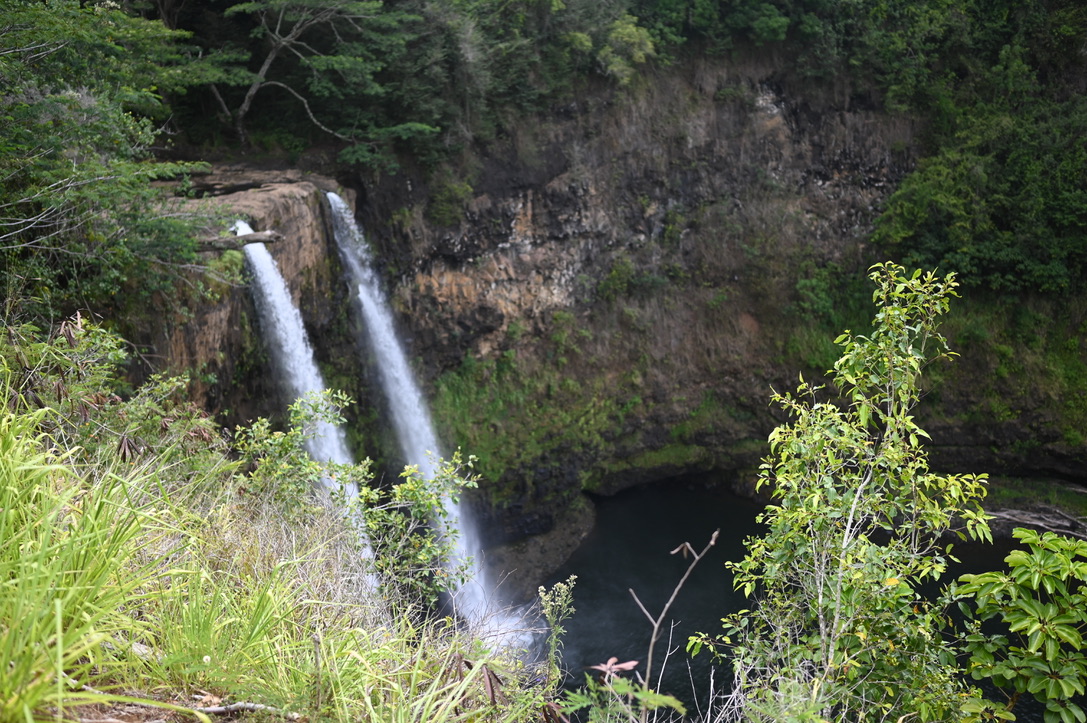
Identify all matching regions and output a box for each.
[353,58,921,544]
[151,56,1085,589]
[373,61,912,372]
[142,170,376,441]
[353,56,1085,563]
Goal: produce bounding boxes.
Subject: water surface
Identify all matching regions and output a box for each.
[546,472,1052,721]
[546,474,762,713]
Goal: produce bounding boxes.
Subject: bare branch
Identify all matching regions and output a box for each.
[628,528,719,723]
[262,80,350,140]
[628,589,655,628]
[208,83,233,121]
[0,40,64,59]
[194,702,301,720]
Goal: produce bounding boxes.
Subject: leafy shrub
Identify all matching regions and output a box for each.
[0,319,550,721]
[696,264,993,721]
[957,529,1087,723]
[426,173,474,227]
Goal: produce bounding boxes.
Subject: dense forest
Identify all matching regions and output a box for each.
[4,0,1087,317]
[3,0,1087,721]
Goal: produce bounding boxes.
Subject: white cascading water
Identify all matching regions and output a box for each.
[237,221,357,475]
[238,221,381,593]
[325,193,530,646]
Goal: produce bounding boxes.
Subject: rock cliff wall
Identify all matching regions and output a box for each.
[368,60,913,373]
[148,56,1085,590]
[351,58,919,547]
[351,56,1085,576]
[140,169,387,455]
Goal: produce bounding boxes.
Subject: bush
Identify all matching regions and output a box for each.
[0,318,553,721]
[695,263,993,721]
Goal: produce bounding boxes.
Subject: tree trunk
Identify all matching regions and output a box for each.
[234,41,283,147]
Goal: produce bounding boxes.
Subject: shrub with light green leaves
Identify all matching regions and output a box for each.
[695,263,993,722]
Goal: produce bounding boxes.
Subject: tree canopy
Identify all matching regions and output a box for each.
[0,0,211,318]
[4,0,1086,305]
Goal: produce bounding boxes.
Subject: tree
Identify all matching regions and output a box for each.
[0,0,212,318]
[874,92,1087,293]
[691,263,993,721]
[209,0,423,150]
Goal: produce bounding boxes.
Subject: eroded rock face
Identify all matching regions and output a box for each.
[350,60,917,536]
[148,58,1086,589]
[143,169,358,429]
[371,69,911,373]
[346,55,1085,579]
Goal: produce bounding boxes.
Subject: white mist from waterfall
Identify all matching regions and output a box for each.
[325,193,531,646]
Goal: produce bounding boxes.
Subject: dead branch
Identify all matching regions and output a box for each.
[629,528,720,722]
[262,80,351,141]
[989,507,1087,540]
[198,229,284,250]
[193,702,301,720]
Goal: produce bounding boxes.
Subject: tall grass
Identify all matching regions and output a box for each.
[0,407,147,722]
[1,319,553,722]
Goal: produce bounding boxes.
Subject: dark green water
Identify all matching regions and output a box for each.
[545,473,763,714]
[546,472,1053,721]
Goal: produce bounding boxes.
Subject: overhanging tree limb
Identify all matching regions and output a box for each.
[220,0,386,145]
[261,80,349,140]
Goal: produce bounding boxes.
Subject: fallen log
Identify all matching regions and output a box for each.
[988,506,1087,540]
[197,230,284,251]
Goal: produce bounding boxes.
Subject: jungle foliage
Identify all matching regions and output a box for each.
[4,1,1087,720]
[694,264,1087,723]
[3,0,1085,316]
[0,1,219,318]
[156,0,1087,292]
[0,315,554,722]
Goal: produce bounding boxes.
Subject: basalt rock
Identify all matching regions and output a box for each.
[134,169,383,452]
[146,58,1086,589]
[347,54,1086,580]
[344,59,916,550]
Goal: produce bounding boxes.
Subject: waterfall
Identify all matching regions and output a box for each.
[237,222,357,476]
[325,193,529,644]
[239,220,381,592]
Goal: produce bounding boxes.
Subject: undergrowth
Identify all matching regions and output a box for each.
[431,350,625,493]
[0,317,558,722]
[985,477,1087,519]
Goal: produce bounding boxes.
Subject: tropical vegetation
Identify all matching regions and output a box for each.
[3,0,1087,720]
[4,0,1086,317]
[691,264,1087,723]
[0,316,555,722]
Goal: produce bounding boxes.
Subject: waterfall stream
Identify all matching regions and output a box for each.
[325,193,530,645]
[239,221,381,591]
[237,222,356,475]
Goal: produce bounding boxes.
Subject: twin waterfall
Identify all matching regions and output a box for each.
[239,197,528,646]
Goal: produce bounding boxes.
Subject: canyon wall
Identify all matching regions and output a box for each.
[151,56,1086,587]
[356,57,916,541]
[139,170,390,455]
[354,56,1086,563]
